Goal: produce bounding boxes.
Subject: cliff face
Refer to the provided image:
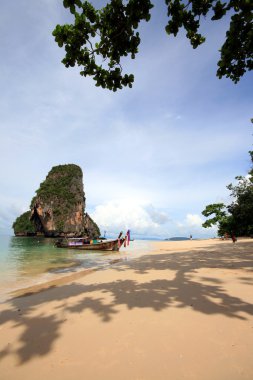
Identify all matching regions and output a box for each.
[13,164,100,238]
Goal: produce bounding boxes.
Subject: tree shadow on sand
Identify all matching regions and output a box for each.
[0,240,253,364]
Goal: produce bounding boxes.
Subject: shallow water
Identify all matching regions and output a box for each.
[0,236,154,302]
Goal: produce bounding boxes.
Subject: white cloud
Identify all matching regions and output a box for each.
[176,214,203,229]
[90,203,217,239]
[176,213,217,238]
[185,214,204,227]
[90,200,169,236]
[145,205,169,224]
[0,197,27,234]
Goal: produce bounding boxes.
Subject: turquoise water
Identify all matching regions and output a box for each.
[0,236,153,302]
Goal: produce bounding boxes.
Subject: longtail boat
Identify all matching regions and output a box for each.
[55,232,127,251]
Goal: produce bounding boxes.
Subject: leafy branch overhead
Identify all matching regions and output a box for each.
[53,0,253,91]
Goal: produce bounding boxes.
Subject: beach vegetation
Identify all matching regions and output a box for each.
[202,142,253,237]
[53,0,253,91]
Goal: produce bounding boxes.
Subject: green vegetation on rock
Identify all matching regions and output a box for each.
[30,164,83,208]
[12,211,36,235]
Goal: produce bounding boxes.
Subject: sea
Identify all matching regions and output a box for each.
[0,235,156,303]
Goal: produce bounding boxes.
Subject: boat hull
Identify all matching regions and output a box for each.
[55,238,125,251]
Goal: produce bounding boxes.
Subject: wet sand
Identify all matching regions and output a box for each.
[0,238,253,380]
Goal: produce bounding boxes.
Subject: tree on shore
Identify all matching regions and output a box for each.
[53,0,253,91]
[202,126,253,237]
[202,177,253,237]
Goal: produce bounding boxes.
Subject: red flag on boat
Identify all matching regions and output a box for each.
[126,230,130,246]
[123,230,131,247]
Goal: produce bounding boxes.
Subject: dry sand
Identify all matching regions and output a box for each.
[0,238,253,380]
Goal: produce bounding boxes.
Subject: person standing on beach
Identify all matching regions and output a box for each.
[190,234,192,240]
[231,233,237,243]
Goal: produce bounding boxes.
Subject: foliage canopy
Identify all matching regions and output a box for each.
[53,0,253,91]
[202,143,253,237]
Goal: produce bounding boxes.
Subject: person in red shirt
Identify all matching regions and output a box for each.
[231,233,237,243]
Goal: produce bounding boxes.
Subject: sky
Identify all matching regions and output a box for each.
[0,1,252,239]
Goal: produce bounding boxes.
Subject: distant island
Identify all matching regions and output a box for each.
[165,237,191,241]
[12,164,100,238]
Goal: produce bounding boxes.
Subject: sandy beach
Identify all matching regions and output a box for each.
[0,238,253,380]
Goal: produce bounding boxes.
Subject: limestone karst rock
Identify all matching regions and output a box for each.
[13,164,100,238]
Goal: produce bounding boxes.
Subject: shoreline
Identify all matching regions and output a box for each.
[0,238,153,303]
[10,258,123,300]
[3,238,217,302]
[1,238,253,379]
[1,237,247,302]
[0,236,158,304]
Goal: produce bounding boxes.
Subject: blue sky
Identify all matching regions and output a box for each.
[0,1,252,238]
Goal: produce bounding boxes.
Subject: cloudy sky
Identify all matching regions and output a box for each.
[0,1,252,239]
